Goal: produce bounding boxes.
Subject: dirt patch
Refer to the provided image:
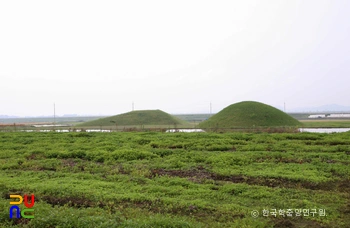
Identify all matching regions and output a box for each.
[37,166,56,171]
[25,152,46,160]
[40,195,243,222]
[271,217,329,228]
[26,153,38,160]
[12,218,31,226]
[117,199,244,222]
[150,168,350,192]
[41,195,105,208]
[62,159,77,167]
[116,164,130,175]
[273,219,295,228]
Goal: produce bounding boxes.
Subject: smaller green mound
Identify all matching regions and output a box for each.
[79,110,184,126]
[199,101,301,128]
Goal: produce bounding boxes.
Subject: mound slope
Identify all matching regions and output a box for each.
[79,110,184,126]
[199,101,300,128]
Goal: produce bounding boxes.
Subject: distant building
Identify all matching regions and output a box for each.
[308,114,326,118]
[328,114,350,118]
[308,114,350,118]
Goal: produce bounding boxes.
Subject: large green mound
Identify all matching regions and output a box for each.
[199,101,301,128]
[79,110,184,126]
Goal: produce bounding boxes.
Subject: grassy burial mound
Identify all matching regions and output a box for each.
[199,101,301,128]
[79,110,185,127]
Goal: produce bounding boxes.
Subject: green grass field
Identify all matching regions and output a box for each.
[0,132,349,227]
[300,120,350,128]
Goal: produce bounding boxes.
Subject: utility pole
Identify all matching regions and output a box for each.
[53,103,56,131]
[54,103,56,125]
[210,102,212,117]
[284,102,286,112]
[132,101,134,111]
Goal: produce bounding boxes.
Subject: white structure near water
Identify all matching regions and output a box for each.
[308,114,326,118]
[308,114,350,119]
[328,114,350,118]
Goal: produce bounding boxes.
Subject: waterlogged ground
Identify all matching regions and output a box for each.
[0,132,349,227]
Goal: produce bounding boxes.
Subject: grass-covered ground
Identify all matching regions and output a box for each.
[0,132,349,227]
[300,120,350,128]
[78,110,187,127]
[199,101,301,129]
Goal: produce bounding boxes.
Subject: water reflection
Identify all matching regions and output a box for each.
[17,128,350,133]
[166,129,205,133]
[20,129,111,132]
[299,128,350,133]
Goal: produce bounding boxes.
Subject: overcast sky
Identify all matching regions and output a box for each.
[1,0,349,116]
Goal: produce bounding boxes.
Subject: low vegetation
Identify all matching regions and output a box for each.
[0,131,349,227]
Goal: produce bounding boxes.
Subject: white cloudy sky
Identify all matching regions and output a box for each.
[1,0,349,116]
